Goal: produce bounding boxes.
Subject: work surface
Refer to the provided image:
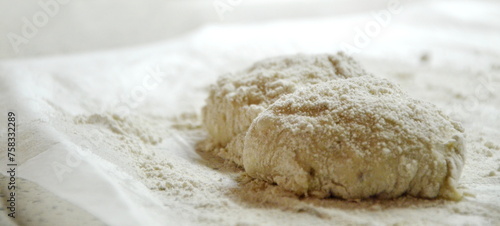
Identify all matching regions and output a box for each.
[1,1,500,225]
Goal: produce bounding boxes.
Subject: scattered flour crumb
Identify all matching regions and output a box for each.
[485,141,499,150]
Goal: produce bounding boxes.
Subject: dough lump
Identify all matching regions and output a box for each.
[243,76,466,200]
[201,53,368,165]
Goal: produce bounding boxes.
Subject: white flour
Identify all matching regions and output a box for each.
[1,0,500,225]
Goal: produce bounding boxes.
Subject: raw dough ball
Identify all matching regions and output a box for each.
[201,53,368,165]
[243,76,466,200]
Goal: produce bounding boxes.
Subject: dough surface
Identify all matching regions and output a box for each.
[201,53,368,165]
[243,76,466,200]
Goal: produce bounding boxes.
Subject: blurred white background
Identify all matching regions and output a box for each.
[0,0,396,59]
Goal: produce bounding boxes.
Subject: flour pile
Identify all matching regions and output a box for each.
[201,53,466,200]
